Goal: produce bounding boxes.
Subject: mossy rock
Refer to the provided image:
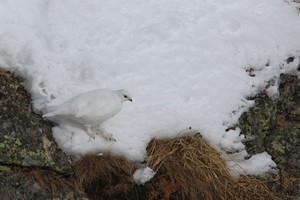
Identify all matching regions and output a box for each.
[0,170,53,200]
[239,73,300,197]
[0,68,72,171]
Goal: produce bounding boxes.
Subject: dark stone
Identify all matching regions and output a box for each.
[286,57,294,64]
[0,69,72,171]
[0,69,87,199]
[239,73,300,197]
[0,170,52,200]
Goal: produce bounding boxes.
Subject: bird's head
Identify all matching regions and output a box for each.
[117,89,133,102]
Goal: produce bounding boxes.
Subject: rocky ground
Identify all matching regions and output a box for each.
[239,71,300,198]
[0,69,86,199]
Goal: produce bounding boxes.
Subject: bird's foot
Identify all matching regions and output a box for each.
[85,125,96,139]
[87,133,96,140]
[102,131,116,142]
[97,126,116,141]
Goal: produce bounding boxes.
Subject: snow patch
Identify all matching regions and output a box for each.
[229,152,277,177]
[133,167,156,185]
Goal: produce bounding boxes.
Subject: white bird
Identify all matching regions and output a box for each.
[43,89,132,141]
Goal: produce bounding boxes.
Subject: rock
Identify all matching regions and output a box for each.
[239,73,300,198]
[0,68,87,199]
[0,169,53,200]
[0,69,72,171]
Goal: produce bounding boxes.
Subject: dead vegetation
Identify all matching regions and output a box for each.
[27,169,75,193]
[145,136,281,200]
[73,154,135,199]
[23,136,283,200]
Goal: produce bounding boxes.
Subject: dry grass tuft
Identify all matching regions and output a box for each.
[27,169,74,193]
[73,154,135,199]
[267,170,299,199]
[146,135,281,200]
[237,175,283,199]
[279,170,297,194]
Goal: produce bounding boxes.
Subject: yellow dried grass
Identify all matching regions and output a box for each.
[146,135,281,200]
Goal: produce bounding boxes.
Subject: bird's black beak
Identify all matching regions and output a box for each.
[129,99,133,102]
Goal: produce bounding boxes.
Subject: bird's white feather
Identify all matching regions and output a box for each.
[43,89,132,140]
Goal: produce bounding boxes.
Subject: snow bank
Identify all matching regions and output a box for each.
[1,0,300,176]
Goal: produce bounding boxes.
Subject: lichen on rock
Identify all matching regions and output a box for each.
[0,68,72,171]
[239,72,300,198]
[0,68,84,199]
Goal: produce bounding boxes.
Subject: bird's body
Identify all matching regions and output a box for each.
[43,89,132,141]
[44,89,123,125]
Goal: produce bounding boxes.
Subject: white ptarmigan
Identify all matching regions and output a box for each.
[43,89,132,141]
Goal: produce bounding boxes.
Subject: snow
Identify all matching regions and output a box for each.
[229,152,277,177]
[1,0,300,176]
[133,166,156,185]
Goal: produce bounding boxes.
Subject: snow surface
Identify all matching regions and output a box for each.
[229,152,278,177]
[133,166,156,185]
[1,0,300,176]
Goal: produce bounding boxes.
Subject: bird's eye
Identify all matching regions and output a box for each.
[124,95,128,98]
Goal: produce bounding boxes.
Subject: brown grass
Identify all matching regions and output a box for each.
[0,68,9,76]
[27,169,75,193]
[73,153,135,199]
[266,169,300,200]
[146,135,282,200]
[24,154,135,199]
[24,136,283,200]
